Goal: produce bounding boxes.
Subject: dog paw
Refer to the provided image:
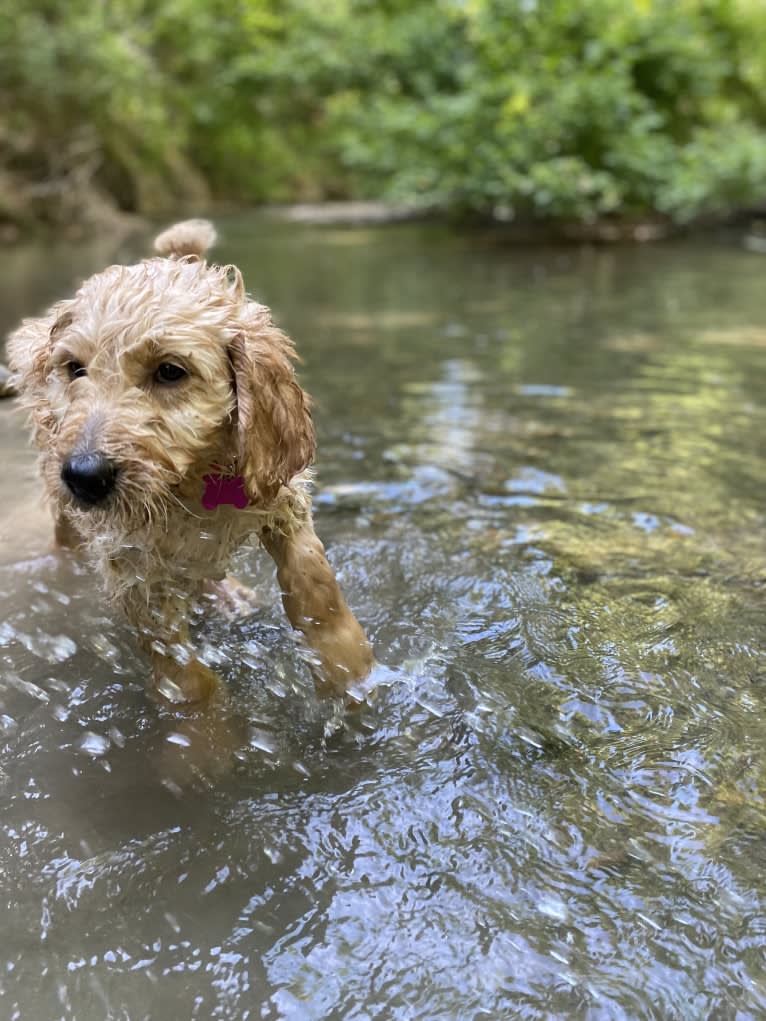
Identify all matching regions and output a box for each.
[157,709,246,788]
[204,575,263,619]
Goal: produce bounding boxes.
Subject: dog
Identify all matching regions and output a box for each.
[7,220,374,704]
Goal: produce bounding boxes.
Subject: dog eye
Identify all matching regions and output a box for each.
[66,361,87,380]
[154,363,187,384]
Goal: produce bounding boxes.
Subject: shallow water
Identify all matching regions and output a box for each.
[2,216,766,1019]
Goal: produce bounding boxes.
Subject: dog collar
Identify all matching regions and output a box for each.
[201,472,249,510]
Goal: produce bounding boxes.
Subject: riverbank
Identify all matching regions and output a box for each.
[6,197,766,248]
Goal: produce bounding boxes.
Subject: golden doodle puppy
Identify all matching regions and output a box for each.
[8,220,374,704]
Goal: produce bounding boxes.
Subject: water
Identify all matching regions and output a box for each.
[1,215,766,1019]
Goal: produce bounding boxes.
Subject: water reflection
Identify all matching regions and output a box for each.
[1,218,766,1018]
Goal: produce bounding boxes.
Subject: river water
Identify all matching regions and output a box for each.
[1,215,766,1019]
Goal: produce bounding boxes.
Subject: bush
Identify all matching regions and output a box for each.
[321,0,766,223]
[1,0,766,228]
[0,0,210,226]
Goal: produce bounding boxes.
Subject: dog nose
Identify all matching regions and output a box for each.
[61,452,118,505]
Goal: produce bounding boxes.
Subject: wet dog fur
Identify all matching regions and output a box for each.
[7,220,373,704]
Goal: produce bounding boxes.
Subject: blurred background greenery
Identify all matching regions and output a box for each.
[2,0,766,234]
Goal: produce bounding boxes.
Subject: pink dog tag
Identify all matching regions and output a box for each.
[202,473,249,510]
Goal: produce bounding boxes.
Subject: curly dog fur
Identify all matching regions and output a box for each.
[7,220,373,703]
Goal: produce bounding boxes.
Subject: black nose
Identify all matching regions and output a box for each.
[61,452,118,506]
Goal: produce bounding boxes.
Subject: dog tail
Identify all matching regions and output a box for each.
[153,219,217,259]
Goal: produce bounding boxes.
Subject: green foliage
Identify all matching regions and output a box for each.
[0,0,208,224]
[322,0,766,223]
[1,0,766,228]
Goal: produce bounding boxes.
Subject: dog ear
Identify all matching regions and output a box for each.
[7,300,72,390]
[6,300,73,438]
[229,316,315,505]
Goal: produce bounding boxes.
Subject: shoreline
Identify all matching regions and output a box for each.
[3,198,766,249]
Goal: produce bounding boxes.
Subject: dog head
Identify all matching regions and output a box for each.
[7,220,315,527]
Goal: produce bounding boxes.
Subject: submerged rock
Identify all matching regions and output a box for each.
[269,201,427,225]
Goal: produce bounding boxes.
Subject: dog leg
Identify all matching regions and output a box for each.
[148,647,220,705]
[128,589,221,705]
[261,521,374,695]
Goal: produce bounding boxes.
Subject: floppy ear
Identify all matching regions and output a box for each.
[229,316,316,505]
[7,301,70,382]
[6,300,73,437]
